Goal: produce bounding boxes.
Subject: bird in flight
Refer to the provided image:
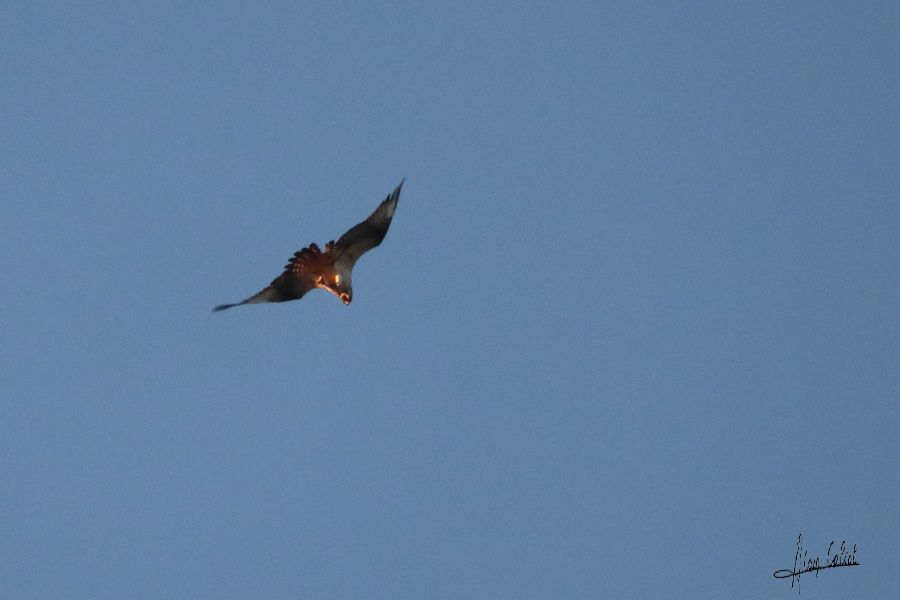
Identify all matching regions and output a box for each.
[214,180,403,311]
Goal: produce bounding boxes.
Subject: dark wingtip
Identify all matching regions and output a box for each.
[387,179,404,205]
[213,303,237,312]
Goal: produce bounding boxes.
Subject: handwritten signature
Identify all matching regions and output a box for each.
[773,533,859,593]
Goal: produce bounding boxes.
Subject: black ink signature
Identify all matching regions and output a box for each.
[773,533,859,593]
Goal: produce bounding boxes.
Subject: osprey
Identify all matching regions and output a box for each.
[214,181,403,311]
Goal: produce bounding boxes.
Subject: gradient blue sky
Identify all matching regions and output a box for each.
[3,2,899,598]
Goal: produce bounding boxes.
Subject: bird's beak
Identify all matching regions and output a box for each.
[340,293,351,305]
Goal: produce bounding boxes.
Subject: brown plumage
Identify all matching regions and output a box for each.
[214,180,403,311]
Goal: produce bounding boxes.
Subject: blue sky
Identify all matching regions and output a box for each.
[2,2,898,598]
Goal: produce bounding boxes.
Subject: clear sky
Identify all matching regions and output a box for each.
[2,2,898,598]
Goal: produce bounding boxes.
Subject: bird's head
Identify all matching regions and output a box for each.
[316,271,352,305]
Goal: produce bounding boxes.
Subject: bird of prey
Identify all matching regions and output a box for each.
[213,180,403,311]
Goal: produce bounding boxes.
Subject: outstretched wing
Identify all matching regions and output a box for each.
[212,243,330,311]
[334,180,403,271]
